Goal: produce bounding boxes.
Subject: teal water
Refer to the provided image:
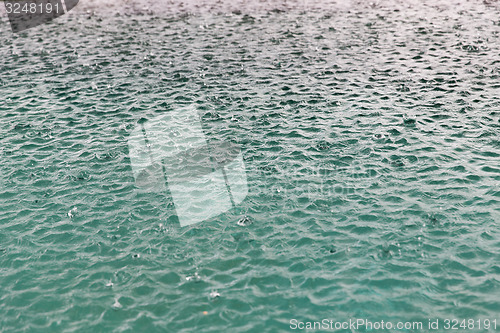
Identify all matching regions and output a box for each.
[1,1,499,332]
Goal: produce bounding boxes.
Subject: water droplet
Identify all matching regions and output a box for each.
[237,216,253,226]
[186,272,201,282]
[112,298,122,309]
[68,207,77,218]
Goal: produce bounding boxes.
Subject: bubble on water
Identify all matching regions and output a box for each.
[68,207,77,218]
[237,216,253,226]
[157,223,168,233]
[186,272,201,282]
[112,298,122,309]
[209,290,220,299]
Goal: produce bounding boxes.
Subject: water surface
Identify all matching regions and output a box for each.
[0,0,499,331]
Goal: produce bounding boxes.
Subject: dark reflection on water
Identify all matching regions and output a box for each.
[0,0,499,332]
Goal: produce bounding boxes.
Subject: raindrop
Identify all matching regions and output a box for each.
[237,216,253,226]
[209,290,220,299]
[68,207,77,218]
[112,298,122,309]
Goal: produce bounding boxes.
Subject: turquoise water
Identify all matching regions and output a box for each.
[1,1,499,332]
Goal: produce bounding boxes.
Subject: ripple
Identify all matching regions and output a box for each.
[1,0,500,331]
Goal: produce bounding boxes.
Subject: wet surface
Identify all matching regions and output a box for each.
[0,0,499,331]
